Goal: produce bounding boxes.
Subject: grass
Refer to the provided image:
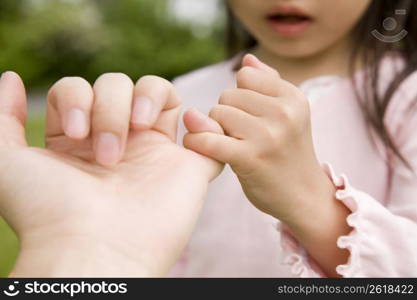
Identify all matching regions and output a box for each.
[0,114,45,277]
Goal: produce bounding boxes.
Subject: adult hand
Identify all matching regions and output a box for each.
[0,72,223,277]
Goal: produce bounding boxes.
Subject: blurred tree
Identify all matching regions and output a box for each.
[0,0,225,89]
[0,0,23,19]
[89,0,225,80]
[0,0,105,87]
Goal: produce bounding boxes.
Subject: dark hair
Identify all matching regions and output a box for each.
[226,0,417,171]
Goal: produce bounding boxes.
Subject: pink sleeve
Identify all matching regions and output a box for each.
[279,74,417,277]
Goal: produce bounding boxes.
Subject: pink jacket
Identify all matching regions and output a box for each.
[171,54,417,277]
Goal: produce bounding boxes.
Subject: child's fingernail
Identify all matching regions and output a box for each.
[95,133,120,166]
[131,96,154,127]
[64,108,88,139]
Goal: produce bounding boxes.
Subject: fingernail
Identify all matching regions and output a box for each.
[95,133,120,166]
[131,96,154,127]
[64,109,88,139]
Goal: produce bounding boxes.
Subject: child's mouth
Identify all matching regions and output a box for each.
[266,10,313,37]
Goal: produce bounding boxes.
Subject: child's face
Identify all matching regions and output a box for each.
[228,0,372,58]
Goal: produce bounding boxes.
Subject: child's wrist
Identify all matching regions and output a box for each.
[278,168,352,277]
[277,165,338,231]
[280,165,350,245]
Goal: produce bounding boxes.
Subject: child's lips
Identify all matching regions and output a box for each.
[266,6,314,37]
[267,18,313,37]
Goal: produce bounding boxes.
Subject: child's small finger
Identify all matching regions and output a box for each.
[183,108,224,134]
[183,132,242,165]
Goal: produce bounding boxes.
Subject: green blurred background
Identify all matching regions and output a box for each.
[0,0,225,277]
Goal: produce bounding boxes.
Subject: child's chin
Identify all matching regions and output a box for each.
[266,39,331,59]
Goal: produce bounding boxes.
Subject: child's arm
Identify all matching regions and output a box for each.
[183,54,417,277]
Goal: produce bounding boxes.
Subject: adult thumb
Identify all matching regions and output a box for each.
[0,72,28,147]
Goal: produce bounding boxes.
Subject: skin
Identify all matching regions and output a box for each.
[0,71,223,277]
[184,54,352,278]
[228,0,372,84]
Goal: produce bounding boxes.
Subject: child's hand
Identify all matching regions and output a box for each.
[0,72,223,277]
[183,54,336,226]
